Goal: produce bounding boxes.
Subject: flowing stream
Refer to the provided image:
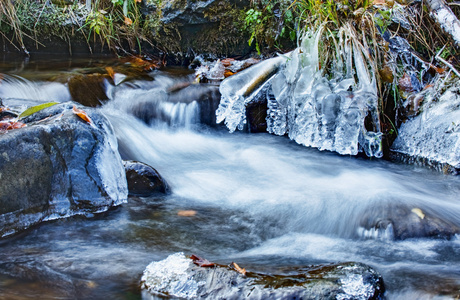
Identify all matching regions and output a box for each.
[0,57,459,299]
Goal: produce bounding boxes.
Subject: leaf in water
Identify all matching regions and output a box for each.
[72,105,93,124]
[190,255,215,267]
[18,102,59,119]
[233,262,247,276]
[177,210,197,217]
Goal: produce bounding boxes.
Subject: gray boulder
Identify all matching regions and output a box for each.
[0,102,127,238]
[141,252,385,299]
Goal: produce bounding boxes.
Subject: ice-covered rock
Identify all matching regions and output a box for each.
[216,55,287,132]
[391,85,460,173]
[141,252,385,299]
[216,27,383,157]
[0,102,127,238]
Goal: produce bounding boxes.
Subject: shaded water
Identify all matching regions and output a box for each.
[0,57,459,299]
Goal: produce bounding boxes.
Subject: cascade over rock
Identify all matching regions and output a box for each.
[216,27,383,157]
[0,102,127,238]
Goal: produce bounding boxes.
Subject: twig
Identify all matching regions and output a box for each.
[435,45,460,78]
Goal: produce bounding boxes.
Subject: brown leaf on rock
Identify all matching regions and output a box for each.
[221,58,235,67]
[72,105,93,124]
[224,70,235,78]
[190,255,215,267]
[106,67,115,80]
[0,120,26,133]
[233,262,247,276]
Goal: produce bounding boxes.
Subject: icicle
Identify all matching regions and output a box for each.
[216,55,287,132]
[215,25,383,158]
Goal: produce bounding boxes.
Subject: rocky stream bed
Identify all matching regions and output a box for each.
[0,55,459,299]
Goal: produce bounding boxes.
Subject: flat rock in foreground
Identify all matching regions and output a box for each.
[141,252,385,299]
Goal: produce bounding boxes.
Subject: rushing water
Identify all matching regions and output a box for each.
[0,57,460,299]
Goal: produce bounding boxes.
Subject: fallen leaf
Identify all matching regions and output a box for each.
[72,105,93,124]
[18,102,59,119]
[233,262,246,276]
[429,64,445,74]
[379,65,394,83]
[411,208,425,220]
[0,120,26,133]
[106,67,115,80]
[224,70,235,78]
[124,17,133,26]
[177,210,197,217]
[190,255,215,267]
[221,58,235,67]
[423,84,434,90]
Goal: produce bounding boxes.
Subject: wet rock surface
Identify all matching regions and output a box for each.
[131,83,221,127]
[124,160,169,196]
[0,102,127,238]
[141,252,385,299]
[359,204,460,240]
[68,74,110,107]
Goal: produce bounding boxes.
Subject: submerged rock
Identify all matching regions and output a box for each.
[358,204,460,240]
[124,160,169,196]
[68,74,109,107]
[391,85,460,174]
[0,102,127,238]
[141,252,385,299]
[131,84,221,127]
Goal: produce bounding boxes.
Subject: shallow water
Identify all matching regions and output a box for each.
[0,57,459,299]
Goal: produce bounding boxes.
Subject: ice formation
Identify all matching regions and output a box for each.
[141,252,204,299]
[216,26,383,157]
[391,86,460,169]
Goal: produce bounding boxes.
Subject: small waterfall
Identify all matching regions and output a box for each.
[0,74,71,105]
[104,74,219,130]
[216,26,383,157]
